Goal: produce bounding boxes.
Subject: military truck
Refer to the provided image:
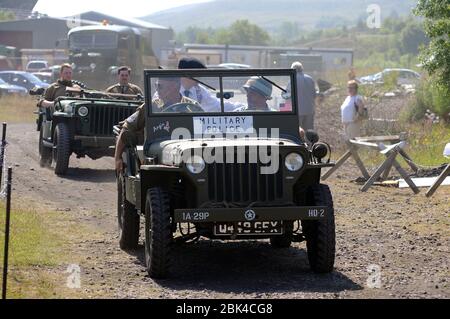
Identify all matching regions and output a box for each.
[33,85,141,175]
[117,68,335,278]
[68,25,165,89]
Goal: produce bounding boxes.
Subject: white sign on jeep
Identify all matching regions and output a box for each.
[194,116,254,135]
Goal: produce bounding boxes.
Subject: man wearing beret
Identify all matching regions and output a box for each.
[178,57,238,112]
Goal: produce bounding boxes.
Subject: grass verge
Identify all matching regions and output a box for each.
[0,202,87,299]
[0,96,37,124]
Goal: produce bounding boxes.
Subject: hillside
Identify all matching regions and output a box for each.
[142,0,417,32]
[0,0,37,10]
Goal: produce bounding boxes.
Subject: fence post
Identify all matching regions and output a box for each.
[2,167,12,299]
[0,123,6,187]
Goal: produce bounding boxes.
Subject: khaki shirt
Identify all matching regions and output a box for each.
[42,80,77,102]
[106,83,143,95]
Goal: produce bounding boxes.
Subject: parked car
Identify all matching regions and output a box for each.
[359,68,421,86]
[26,60,49,73]
[207,63,251,69]
[0,77,28,97]
[32,72,53,84]
[0,71,49,91]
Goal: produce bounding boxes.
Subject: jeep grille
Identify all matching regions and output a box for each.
[88,104,137,136]
[207,151,284,203]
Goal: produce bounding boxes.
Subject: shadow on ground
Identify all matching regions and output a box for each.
[62,168,116,183]
[127,240,362,294]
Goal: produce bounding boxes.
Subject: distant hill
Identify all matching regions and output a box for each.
[0,0,37,10]
[142,0,417,32]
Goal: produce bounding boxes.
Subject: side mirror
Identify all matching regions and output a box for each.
[306,130,319,144]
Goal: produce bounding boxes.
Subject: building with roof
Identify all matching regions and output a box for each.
[0,11,173,64]
[181,44,354,74]
[0,16,97,50]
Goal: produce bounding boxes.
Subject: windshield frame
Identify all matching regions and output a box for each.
[144,68,298,118]
[69,30,119,50]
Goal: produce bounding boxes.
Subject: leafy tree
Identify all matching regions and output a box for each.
[0,9,15,21]
[400,21,429,54]
[414,0,450,88]
[222,20,270,45]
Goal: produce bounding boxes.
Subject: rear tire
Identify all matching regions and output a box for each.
[117,175,140,250]
[302,184,335,273]
[53,122,71,176]
[39,129,52,168]
[144,187,172,279]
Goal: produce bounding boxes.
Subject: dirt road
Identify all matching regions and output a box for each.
[3,123,449,299]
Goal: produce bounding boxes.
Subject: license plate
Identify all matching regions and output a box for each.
[214,221,283,236]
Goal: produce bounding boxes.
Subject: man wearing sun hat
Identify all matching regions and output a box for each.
[234,76,275,112]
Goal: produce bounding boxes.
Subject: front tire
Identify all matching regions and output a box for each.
[144,187,172,279]
[302,184,335,273]
[117,175,140,250]
[53,122,71,176]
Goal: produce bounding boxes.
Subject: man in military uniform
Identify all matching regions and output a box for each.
[106,66,143,97]
[114,77,199,173]
[39,63,80,110]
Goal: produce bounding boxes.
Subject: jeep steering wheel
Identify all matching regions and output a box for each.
[161,103,204,113]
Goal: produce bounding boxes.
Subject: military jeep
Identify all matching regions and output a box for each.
[33,86,141,175]
[117,69,336,278]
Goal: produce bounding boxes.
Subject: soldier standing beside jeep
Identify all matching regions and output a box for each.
[106,66,143,97]
[39,63,80,110]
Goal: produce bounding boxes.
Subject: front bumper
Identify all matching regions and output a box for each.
[174,206,328,223]
[74,136,115,148]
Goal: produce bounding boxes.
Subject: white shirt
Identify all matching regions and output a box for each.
[341,95,363,124]
[181,85,240,112]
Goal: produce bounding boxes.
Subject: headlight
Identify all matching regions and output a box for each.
[78,106,89,117]
[185,155,206,174]
[90,63,96,70]
[285,153,304,172]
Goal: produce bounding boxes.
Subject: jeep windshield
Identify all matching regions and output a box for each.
[69,31,118,50]
[145,69,297,115]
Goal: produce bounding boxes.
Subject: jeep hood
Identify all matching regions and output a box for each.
[149,138,304,166]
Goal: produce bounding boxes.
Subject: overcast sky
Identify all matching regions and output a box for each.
[33,0,211,18]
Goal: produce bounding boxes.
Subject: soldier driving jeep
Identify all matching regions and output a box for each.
[114,77,199,173]
[39,64,80,111]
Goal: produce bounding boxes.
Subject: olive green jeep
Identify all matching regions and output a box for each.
[117,68,335,278]
[33,85,142,175]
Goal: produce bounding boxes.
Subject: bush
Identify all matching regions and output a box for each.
[402,78,450,122]
[383,70,399,91]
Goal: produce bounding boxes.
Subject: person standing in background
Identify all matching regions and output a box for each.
[341,80,366,140]
[291,62,316,130]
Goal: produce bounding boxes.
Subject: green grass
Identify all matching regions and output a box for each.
[0,203,62,267]
[0,96,37,124]
[404,123,450,167]
[0,203,83,299]
[331,123,450,170]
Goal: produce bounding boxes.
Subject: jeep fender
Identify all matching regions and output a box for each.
[136,165,183,213]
